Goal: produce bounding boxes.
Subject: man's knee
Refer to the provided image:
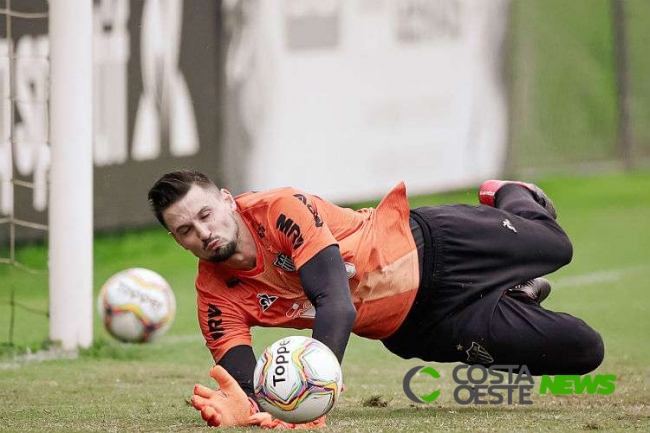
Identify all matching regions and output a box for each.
[527,320,604,376]
[554,232,573,267]
[540,226,572,269]
[565,326,604,375]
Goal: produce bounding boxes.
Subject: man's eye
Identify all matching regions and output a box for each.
[178,228,191,236]
[200,212,210,220]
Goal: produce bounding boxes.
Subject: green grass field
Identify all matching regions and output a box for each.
[0,171,649,431]
[510,0,650,172]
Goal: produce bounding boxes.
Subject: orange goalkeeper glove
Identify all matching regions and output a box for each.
[190,365,258,427]
[248,412,327,429]
[190,365,325,429]
[191,366,328,429]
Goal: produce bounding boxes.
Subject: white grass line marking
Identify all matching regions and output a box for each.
[553,265,647,289]
[0,347,78,370]
[0,334,201,369]
[159,333,203,345]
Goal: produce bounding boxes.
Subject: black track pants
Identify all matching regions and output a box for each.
[382,185,604,375]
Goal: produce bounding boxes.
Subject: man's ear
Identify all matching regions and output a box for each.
[221,189,237,211]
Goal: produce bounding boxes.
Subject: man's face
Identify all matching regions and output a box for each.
[162,184,239,262]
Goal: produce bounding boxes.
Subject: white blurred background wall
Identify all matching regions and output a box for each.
[222,0,510,202]
[2,0,647,242]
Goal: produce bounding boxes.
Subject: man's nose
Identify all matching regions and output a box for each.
[197,223,212,241]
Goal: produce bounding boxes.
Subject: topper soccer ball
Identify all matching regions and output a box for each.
[97,268,176,343]
[254,336,343,423]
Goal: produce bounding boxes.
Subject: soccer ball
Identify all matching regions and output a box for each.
[253,336,343,423]
[97,268,176,343]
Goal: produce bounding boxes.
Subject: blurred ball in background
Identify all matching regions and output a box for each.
[97,268,176,343]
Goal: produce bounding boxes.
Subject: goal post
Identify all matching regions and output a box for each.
[48,0,93,350]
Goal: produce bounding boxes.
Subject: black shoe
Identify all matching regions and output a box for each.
[507,278,552,303]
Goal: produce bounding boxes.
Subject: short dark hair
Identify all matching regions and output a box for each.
[148,170,217,229]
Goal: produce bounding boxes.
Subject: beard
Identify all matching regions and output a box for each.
[207,221,239,263]
[209,239,237,263]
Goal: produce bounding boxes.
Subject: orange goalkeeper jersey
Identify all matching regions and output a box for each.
[196,182,419,362]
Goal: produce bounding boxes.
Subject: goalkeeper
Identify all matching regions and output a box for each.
[148,170,604,428]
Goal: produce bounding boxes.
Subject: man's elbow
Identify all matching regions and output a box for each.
[343,303,357,327]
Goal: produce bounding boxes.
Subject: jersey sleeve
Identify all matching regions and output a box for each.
[266,192,338,269]
[196,280,253,362]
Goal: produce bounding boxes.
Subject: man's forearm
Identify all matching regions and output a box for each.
[218,344,258,398]
[299,245,357,363]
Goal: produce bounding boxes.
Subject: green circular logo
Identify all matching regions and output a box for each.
[402,366,441,403]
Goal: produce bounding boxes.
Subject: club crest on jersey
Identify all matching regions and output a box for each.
[293,194,323,227]
[466,341,494,364]
[274,253,296,272]
[276,214,304,249]
[257,293,278,312]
